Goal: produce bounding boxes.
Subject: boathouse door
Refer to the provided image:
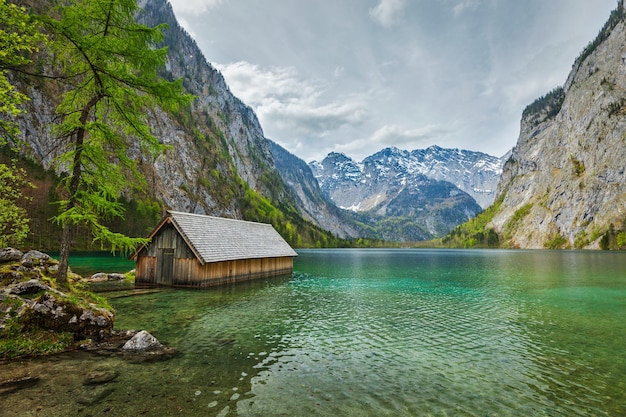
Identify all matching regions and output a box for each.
[157,248,174,285]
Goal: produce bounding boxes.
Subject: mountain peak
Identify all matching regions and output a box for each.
[313,145,503,209]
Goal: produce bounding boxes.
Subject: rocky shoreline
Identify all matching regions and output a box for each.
[1,247,177,383]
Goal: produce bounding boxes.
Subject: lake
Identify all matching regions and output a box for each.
[2,249,625,416]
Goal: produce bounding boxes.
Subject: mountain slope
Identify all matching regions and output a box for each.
[311,146,503,210]
[487,3,626,249]
[309,147,483,240]
[5,0,340,248]
[268,140,361,238]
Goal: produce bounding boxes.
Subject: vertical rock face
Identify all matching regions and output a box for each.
[490,6,626,248]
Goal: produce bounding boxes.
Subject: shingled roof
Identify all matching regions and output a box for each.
[140,211,297,264]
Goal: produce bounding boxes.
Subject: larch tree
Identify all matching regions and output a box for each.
[0,161,33,247]
[39,0,192,285]
[0,0,46,246]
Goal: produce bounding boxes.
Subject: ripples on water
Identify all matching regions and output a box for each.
[2,249,625,416]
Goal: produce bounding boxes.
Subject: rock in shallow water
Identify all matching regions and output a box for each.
[119,330,178,362]
[0,376,40,396]
[83,370,119,386]
[121,330,163,352]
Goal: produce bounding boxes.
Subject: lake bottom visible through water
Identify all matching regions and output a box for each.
[2,249,625,416]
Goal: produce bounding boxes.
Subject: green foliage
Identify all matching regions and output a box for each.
[544,234,568,250]
[574,230,589,249]
[522,87,565,122]
[504,203,533,236]
[575,2,625,71]
[0,319,74,359]
[599,222,626,250]
[0,0,47,141]
[569,155,586,177]
[34,0,192,280]
[239,182,346,248]
[376,216,432,242]
[441,197,502,248]
[0,160,34,246]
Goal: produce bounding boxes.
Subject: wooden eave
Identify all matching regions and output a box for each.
[129,215,204,264]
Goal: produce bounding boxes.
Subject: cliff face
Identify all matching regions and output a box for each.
[490,5,626,248]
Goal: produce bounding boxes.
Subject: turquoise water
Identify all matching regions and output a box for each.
[49,251,136,276]
[3,249,625,416]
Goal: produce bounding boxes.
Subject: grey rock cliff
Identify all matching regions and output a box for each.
[490,5,626,248]
[268,141,361,238]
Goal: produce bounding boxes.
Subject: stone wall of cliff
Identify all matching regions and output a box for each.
[490,4,626,248]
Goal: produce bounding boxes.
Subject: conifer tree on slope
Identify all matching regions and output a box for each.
[40,0,192,285]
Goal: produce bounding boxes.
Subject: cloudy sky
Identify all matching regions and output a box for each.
[168,0,616,162]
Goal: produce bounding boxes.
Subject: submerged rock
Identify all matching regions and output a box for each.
[83,370,119,386]
[0,376,40,396]
[75,386,115,405]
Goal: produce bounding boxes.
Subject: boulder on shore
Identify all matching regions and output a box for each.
[88,272,126,282]
[0,248,23,263]
[18,292,114,341]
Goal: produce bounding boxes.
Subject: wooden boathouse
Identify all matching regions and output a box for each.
[131,211,298,288]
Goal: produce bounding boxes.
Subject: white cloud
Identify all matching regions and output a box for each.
[452,0,482,16]
[169,0,224,14]
[369,0,406,28]
[216,61,368,138]
[369,124,449,146]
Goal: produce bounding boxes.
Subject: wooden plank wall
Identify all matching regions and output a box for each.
[135,256,294,288]
[139,224,194,258]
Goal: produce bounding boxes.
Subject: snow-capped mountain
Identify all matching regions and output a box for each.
[310,145,505,210]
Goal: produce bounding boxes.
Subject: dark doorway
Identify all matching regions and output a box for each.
[157,248,174,285]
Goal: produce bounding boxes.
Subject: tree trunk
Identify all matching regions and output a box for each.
[55,95,101,285]
[57,222,72,287]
